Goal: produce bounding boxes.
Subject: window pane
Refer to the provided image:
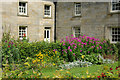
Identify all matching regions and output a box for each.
[47,30,49,38]
[44,30,46,38]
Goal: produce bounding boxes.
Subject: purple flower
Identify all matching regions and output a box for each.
[70,49,72,52]
[99,46,102,49]
[68,46,70,50]
[53,49,56,52]
[71,34,74,36]
[63,43,65,46]
[74,46,77,49]
[84,43,87,45]
[97,47,99,49]
[5,40,7,42]
[73,53,75,56]
[88,51,90,53]
[81,45,83,47]
[80,50,82,52]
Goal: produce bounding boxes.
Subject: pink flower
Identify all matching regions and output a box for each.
[73,53,75,56]
[53,49,56,52]
[71,34,74,36]
[70,49,72,52]
[68,46,70,50]
[88,51,90,53]
[84,43,87,45]
[74,46,77,49]
[97,47,99,49]
[81,45,83,47]
[63,43,65,46]
[80,50,82,52]
[78,44,80,45]
[99,46,102,49]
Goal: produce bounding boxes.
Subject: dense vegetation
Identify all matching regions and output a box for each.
[1,32,119,78]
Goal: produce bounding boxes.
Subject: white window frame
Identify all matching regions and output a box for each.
[73,27,81,37]
[18,2,28,15]
[110,27,120,43]
[75,3,81,16]
[44,28,50,42]
[19,26,27,40]
[44,5,51,17]
[110,0,120,13]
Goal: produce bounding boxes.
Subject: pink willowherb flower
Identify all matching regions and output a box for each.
[74,46,77,49]
[73,53,75,56]
[97,47,99,49]
[80,50,82,52]
[71,34,74,36]
[63,43,65,46]
[99,46,102,49]
[81,45,83,47]
[70,49,72,52]
[68,46,70,50]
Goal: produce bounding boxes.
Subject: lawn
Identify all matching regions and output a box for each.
[41,61,119,78]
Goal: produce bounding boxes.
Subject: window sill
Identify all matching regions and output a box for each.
[17,13,29,17]
[108,10,120,15]
[72,15,82,18]
[110,42,120,44]
[43,16,52,19]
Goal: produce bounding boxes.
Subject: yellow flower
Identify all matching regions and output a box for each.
[87,75,90,78]
[53,63,55,66]
[86,70,88,74]
[104,66,109,70]
[55,51,57,54]
[81,55,84,59]
[107,72,109,74]
[18,72,23,77]
[81,76,84,78]
[24,62,30,66]
[66,71,70,74]
[32,60,36,63]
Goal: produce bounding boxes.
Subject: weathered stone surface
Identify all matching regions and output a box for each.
[1,1,54,42]
[56,2,119,41]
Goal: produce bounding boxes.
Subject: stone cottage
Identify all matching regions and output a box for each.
[55,1,120,43]
[1,0,55,42]
[1,0,120,43]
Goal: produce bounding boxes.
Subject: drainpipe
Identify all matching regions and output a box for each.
[54,2,57,43]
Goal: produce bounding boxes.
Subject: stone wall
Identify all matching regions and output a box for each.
[56,2,119,42]
[2,1,54,42]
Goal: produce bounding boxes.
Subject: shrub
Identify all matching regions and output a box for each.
[59,34,116,62]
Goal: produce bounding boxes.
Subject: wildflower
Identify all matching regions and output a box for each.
[68,46,70,50]
[81,55,84,59]
[110,68,113,70]
[73,53,75,56]
[81,45,83,47]
[53,63,55,66]
[71,34,74,36]
[70,49,72,52]
[116,67,118,70]
[86,70,88,74]
[97,76,100,78]
[53,49,56,52]
[80,50,82,52]
[88,51,90,53]
[87,75,90,78]
[99,46,102,49]
[8,45,10,48]
[63,43,65,46]
[97,47,99,49]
